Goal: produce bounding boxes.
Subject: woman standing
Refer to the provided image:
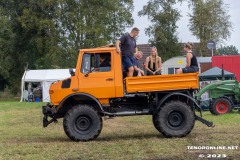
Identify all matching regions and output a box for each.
[176,43,199,74]
[145,47,162,75]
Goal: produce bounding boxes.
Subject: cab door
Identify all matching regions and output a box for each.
[78,52,115,98]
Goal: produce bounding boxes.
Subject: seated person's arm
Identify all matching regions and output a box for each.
[145,57,153,73]
[134,66,144,75]
[154,57,162,73]
[100,58,111,67]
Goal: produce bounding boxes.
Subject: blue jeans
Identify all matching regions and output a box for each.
[182,66,199,73]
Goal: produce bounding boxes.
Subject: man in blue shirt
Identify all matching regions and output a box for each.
[116,27,139,77]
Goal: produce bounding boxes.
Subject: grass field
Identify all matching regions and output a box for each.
[0,102,240,160]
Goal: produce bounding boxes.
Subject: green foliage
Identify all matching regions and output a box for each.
[217,45,239,55]
[188,0,232,56]
[0,0,133,94]
[0,9,14,79]
[57,0,134,66]
[138,0,182,61]
[0,0,62,94]
[0,88,17,101]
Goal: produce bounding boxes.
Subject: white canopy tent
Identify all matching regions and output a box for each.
[20,69,72,102]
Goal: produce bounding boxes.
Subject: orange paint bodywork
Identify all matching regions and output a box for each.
[125,73,199,93]
[49,47,199,107]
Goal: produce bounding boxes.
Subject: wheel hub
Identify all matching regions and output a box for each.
[75,116,92,131]
[216,102,228,114]
[168,111,184,127]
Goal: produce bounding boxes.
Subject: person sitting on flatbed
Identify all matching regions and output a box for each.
[176,42,199,74]
[133,51,144,77]
[145,46,162,76]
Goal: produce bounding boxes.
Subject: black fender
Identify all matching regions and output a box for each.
[213,96,234,104]
[222,96,235,106]
[56,92,104,112]
[211,96,234,108]
[156,92,202,115]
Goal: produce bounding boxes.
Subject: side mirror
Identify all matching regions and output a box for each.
[69,68,75,76]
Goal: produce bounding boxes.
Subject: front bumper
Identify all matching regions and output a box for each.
[42,103,57,127]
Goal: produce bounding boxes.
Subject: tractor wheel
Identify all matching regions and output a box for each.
[209,98,232,115]
[63,105,102,141]
[154,101,195,138]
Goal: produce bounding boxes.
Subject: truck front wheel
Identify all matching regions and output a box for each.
[154,101,195,137]
[63,105,102,141]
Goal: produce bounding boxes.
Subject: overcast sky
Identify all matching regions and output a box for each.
[130,0,240,51]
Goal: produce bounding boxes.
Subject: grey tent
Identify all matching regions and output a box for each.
[199,66,235,81]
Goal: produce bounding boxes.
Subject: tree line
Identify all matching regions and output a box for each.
[0,0,134,93]
[0,0,233,94]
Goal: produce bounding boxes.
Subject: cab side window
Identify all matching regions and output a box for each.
[81,53,111,73]
[98,53,111,72]
[81,54,91,73]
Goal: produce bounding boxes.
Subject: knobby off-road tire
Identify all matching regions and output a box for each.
[209,98,232,115]
[154,101,195,138]
[152,115,158,131]
[63,105,102,141]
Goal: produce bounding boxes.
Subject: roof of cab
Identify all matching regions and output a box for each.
[80,46,116,52]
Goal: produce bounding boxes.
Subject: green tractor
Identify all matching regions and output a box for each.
[196,80,240,115]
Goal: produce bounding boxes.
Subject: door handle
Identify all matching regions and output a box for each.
[72,88,79,92]
[106,78,114,81]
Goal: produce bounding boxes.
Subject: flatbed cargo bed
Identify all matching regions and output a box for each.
[125,73,199,93]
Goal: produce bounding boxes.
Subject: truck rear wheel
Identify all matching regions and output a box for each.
[63,105,102,141]
[209,98,232,115]
[154,101,195,137]
[152,115,158,130]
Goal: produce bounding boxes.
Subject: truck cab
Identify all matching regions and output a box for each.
[43,47,214,141]
[49,47,124,106]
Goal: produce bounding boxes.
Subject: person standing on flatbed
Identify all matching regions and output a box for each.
[176,42,199,74]
[116,27,139,77]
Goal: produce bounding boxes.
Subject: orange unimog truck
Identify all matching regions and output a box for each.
[42,47,214,141]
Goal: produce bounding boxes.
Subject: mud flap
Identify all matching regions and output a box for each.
[42,104,58,127]
[43,115,58,127]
